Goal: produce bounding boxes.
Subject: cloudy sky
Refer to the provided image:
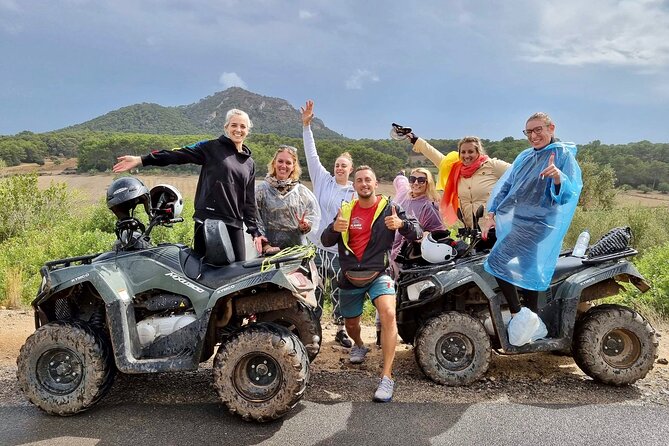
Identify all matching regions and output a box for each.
[1,0,668,144]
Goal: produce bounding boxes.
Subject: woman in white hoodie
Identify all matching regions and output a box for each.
[301,100,355,348]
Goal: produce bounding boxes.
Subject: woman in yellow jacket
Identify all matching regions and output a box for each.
[409,134,510,241]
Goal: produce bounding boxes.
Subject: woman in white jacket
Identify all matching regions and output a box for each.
[301,100,355,348]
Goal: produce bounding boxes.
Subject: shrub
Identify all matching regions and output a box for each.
[611,242,669,318]
[566,207,669,255]
[0,174,72,243]
[0,223,116,304]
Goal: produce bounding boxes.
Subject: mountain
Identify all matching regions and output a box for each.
[64,87,343,138]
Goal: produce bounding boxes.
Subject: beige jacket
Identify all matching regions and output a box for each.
[413,138,511,228]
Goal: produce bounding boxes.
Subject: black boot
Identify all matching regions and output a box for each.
[335,329,353,348]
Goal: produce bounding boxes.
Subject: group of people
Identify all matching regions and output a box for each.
[112,101,582,403]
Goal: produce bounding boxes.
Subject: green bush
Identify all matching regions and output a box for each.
[566,207,669,255]
[0,223,116,303]
[0,174,72,243]
[607,242,669,318]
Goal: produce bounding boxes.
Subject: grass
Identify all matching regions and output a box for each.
[1,267,25,309]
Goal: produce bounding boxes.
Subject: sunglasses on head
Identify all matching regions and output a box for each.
[409,175,427,184]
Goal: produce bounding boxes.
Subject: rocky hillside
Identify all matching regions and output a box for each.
[64,87,343,138]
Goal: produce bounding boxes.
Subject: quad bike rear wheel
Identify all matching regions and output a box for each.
[213,322,309,422]
[414,312,491,386]
[16,320,116,415]
[573,304,658,385]
[256,302,322,361]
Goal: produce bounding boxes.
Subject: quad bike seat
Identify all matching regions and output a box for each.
[551,255,589,283]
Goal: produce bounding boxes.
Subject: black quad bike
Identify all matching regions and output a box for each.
[394,209,658,387]
[16,177,322,422]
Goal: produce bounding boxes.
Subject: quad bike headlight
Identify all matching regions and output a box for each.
[406,280,436,302]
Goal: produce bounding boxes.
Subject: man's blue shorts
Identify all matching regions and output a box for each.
[338,274,395,318]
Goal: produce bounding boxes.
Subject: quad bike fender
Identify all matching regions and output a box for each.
[552,260,648,341]
[207,264,318,312]
[399,266,496,311]
[34,264,131,310]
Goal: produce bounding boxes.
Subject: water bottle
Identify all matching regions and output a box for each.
[572,230,590,257]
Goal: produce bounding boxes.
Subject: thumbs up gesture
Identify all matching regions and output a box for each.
[333,208,349,233]
[539,152,561,185]
[384,205,404,231]
[296,211,311,234]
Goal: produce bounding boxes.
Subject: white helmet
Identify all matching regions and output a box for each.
[150,184,184,218]
[421,230,458,264]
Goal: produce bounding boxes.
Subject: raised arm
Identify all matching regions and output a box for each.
[301,100,332,185]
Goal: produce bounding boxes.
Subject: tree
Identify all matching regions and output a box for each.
[578,160,617,210]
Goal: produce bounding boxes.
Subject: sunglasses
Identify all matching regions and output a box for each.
[409,175,427,184]
[278,144,298,153]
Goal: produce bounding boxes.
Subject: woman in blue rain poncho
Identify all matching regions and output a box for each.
[483,112,582,346]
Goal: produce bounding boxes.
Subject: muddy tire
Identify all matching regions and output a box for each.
[16,320,116,416]
[256,302,322,362]
[414,312,491,386]
[573,304,658,385]
[213,322,309,422]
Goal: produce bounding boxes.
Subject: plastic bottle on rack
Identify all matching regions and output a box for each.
[572,230,590,257]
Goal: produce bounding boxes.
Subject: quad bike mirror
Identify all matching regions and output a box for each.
[390,123,413,141]
[457,208,466,225]
[473,205,485,231]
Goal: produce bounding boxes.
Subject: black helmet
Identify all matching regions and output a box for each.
[107,177,151,219]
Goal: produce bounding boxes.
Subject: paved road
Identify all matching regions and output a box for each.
[2,400,667,446]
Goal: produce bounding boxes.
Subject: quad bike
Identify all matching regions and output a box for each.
[16,177,321,422]
[394,207,658,387]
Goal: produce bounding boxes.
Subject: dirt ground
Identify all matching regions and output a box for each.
[2,309,668,407]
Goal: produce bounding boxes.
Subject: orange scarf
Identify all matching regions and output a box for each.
[440,155,489,225]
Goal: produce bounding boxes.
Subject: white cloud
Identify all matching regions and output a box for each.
[519,0,669,68]
[219,72,247,89]
[345,69,380,90]
[299,9,314,20]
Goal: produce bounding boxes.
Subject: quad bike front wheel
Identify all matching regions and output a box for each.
[16,320,116,415]
[573,304,658,385]
[213,322,309,422]
[414,312,491,386]
[256,302,322,362]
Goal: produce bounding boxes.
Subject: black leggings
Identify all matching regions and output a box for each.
[496,277,538,314]
[194,220,246,262]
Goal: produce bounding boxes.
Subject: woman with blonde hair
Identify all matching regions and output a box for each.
[255,145,320,254]
[301,99,356,347]
[113,108,267,260]
[408,133,510,247]
[390,167,443,265]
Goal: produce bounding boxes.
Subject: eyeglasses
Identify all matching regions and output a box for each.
[409,176,427,184]
[523,125,548,137]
